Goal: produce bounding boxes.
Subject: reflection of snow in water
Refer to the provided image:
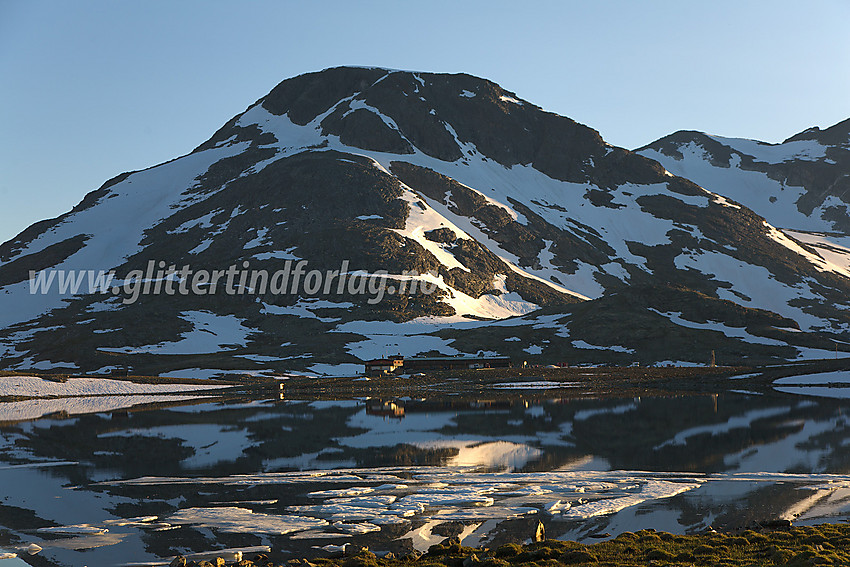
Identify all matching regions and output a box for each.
[573,401,639,421]
[340,407,554,469]
[340,410,461,448]
[723,417,838,472]
[654,405,797,449]
[99,424,252,468]
[785,482,850,523]
[262,449,357,471]
[37,525,107,535]
[446,441,543,469]
[0,394,206,423]
[5,392,850,565]
[0,466,145,566]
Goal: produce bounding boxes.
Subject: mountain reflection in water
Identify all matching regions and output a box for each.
[2,390,850,566]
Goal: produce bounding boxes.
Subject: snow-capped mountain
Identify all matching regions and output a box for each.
[0,67,848,376]
[637,123,850,293]
[638,120,850,235]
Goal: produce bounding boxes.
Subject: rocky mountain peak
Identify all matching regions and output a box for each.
[1,68,848,376]
[783,117,850,146]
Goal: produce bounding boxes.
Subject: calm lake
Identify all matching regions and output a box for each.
[2,384,850,566]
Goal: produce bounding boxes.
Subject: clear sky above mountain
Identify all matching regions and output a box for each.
[1,0,848,245]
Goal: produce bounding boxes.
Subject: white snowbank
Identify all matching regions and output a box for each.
[774,386,850,399]
[0,376,232,397]
[446,441,543,469]
[775,371,850,386]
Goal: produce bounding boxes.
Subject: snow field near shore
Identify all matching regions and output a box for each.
[0,376,234,398]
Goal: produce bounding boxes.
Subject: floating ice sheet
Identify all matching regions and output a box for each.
[36,525,108,535]
[557,480,702,520]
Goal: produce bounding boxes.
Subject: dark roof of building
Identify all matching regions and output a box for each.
[403,355,510,362]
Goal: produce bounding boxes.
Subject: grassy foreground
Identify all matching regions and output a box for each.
[178,524,850,567]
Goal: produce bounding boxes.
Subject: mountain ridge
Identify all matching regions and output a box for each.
[0,66,848,377]
[638,118,850,233]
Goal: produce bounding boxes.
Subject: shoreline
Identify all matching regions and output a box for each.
[148,522,850,566]
[3,356,850,402]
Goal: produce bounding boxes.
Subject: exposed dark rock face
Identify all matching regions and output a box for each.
[262,67,388,125]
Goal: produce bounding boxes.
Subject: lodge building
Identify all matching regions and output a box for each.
[363,354,511,375]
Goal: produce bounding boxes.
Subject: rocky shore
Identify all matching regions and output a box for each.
[163,522,850,567]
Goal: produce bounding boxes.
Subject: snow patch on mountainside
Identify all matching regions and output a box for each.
[98,311,254,355]
[332,285,537,362]
[638,142,836,233]
[336,319,461,361]
[253,247,300,261]
[261,299,352,323]
[499,95,523,105]
[424,272,539,320]
[650,309,787,346]
[765,225,850,279]
[786,231,850,277]
[392,187,472,272]
[673,250,828,331]
[344,99,405,134]
[0,143,251,329]
[708,135,828,163]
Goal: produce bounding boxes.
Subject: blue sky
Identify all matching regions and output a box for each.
[1,0,848,245]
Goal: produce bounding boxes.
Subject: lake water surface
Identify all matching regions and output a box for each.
[2,385,850,566]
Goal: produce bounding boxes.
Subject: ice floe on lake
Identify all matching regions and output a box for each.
[100,467,850,543]
[168,507,328,534]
